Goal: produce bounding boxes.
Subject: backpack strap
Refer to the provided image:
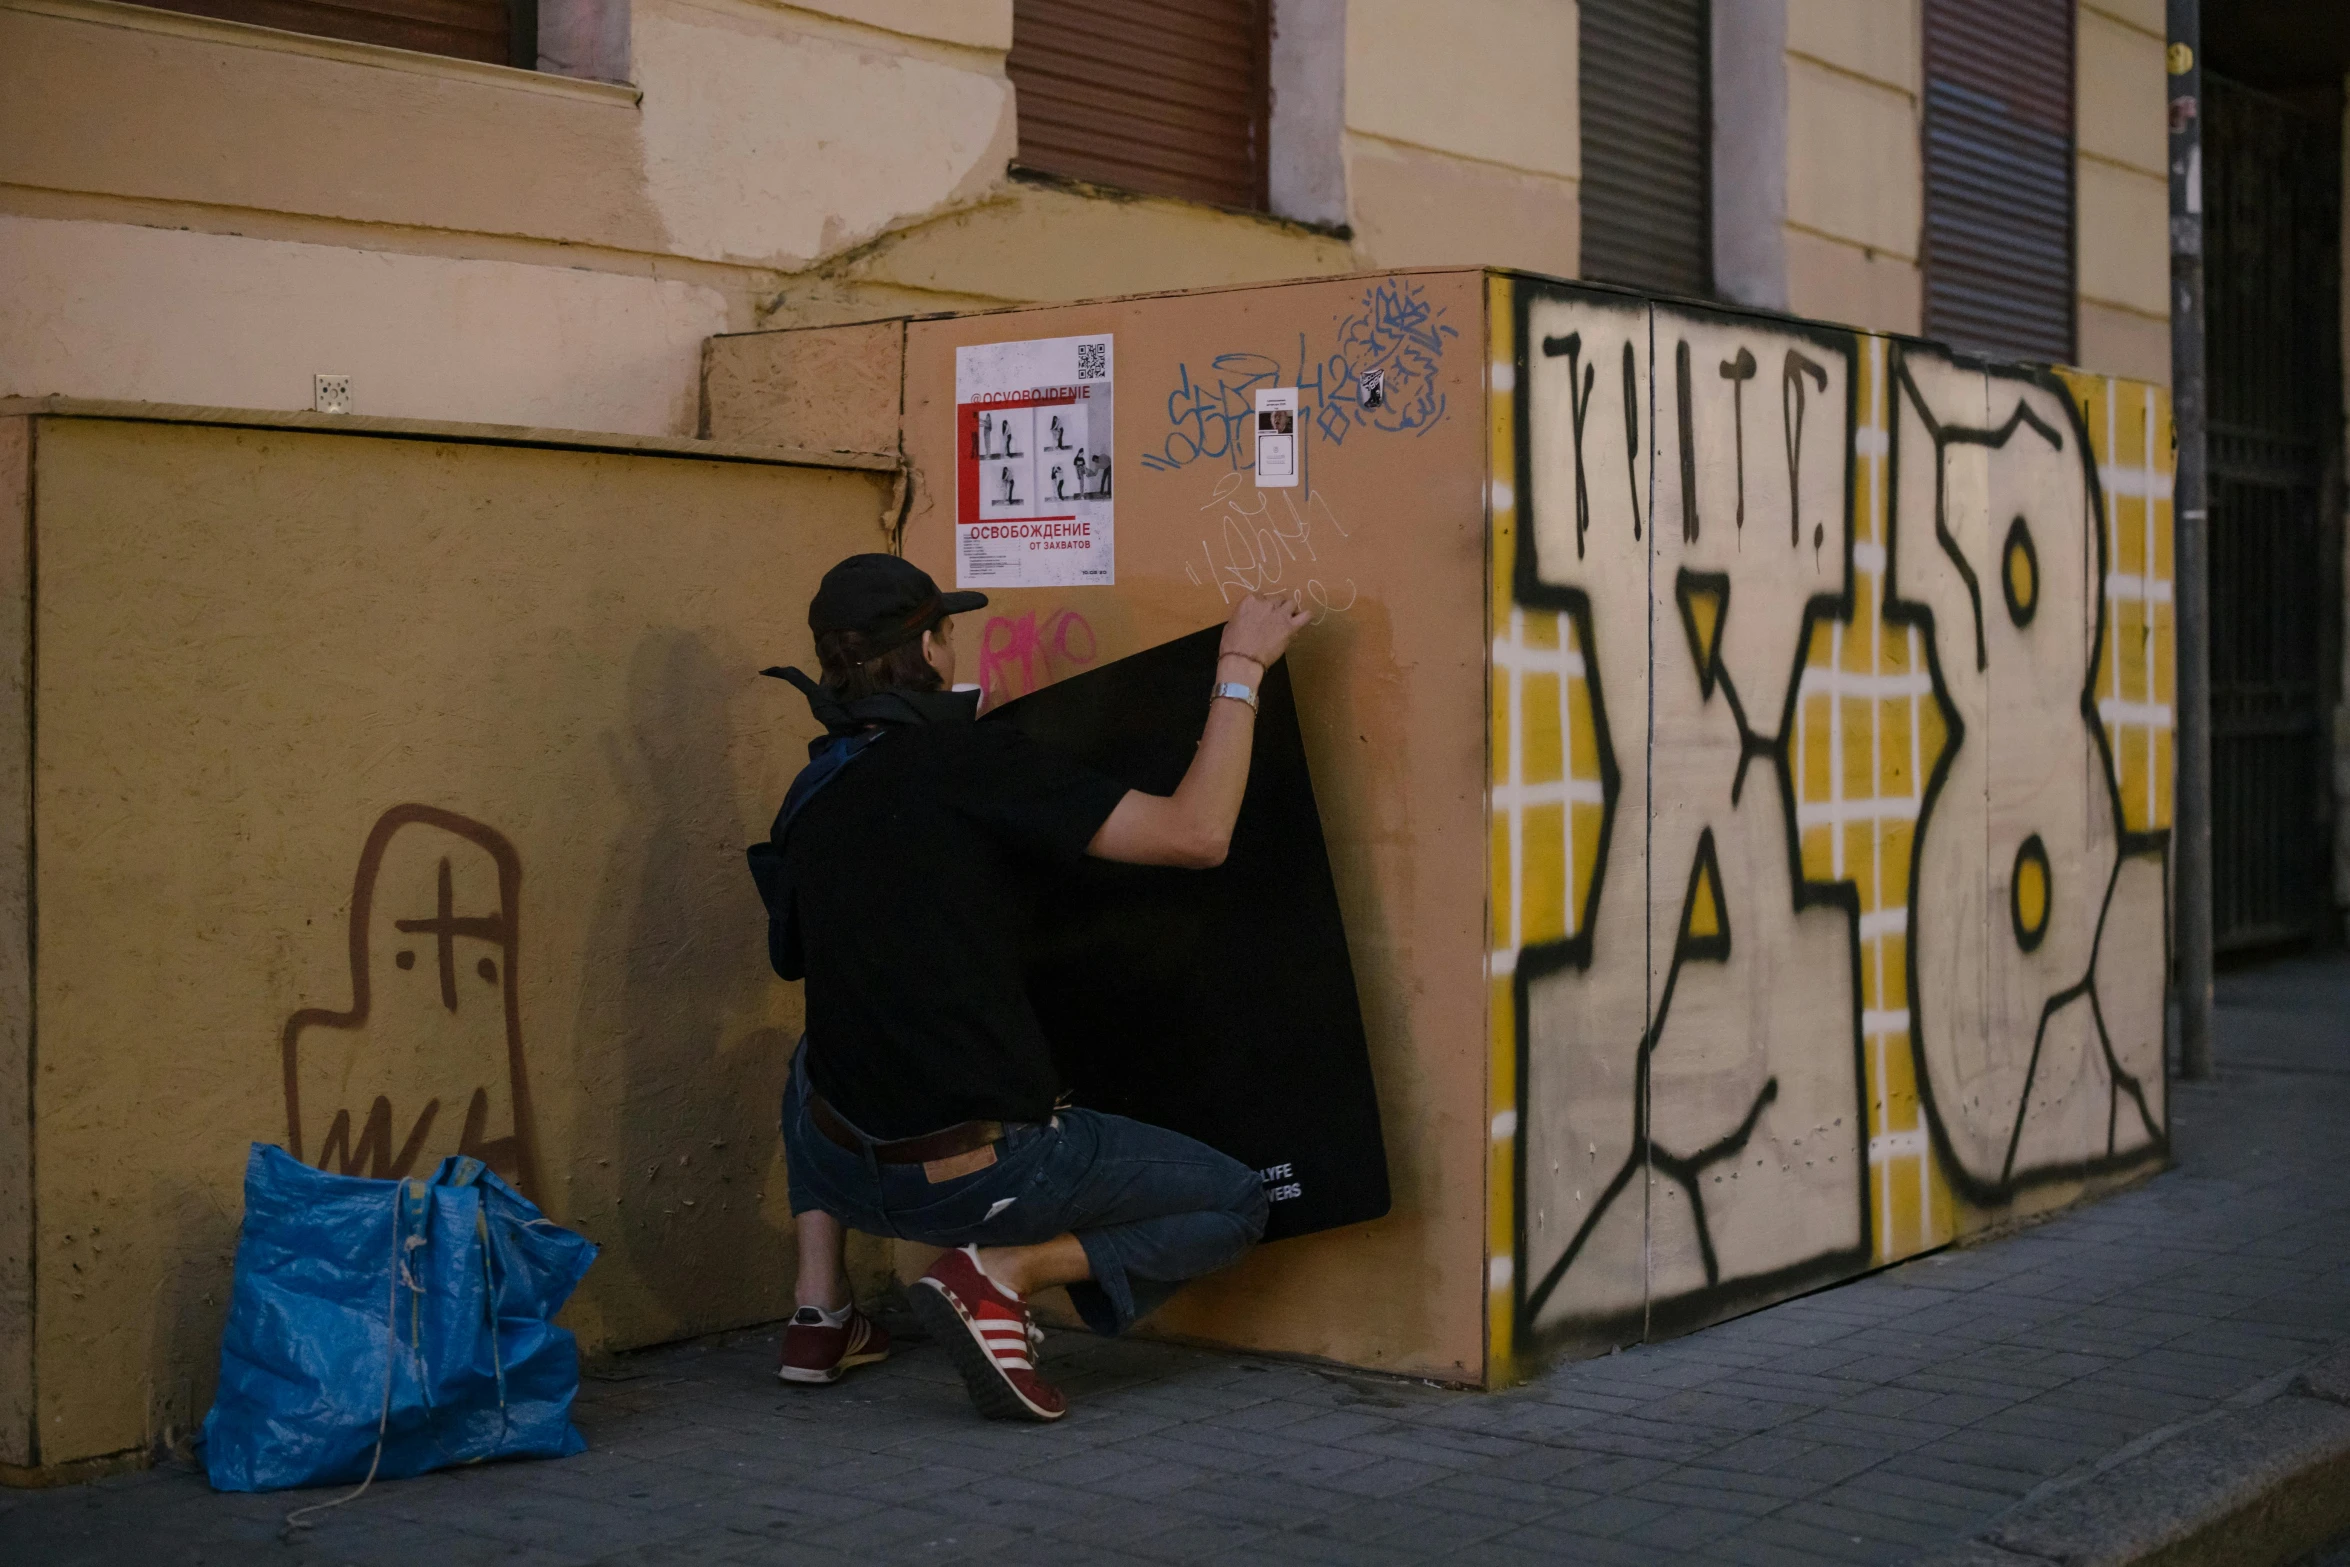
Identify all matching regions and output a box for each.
[746,728,889,981]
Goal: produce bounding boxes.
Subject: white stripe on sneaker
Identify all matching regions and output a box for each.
[912,1251,1066,1421]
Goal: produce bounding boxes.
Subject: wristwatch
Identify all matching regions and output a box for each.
[1210,680,1260,713]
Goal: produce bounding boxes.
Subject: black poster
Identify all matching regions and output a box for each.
[985,627,1390,1242]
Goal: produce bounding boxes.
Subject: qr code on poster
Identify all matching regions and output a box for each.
[1076,342,1107,380]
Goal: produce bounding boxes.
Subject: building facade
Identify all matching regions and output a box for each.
[16,1,2330,947]
[1,0,2345,1480]
[7,0,2178,425]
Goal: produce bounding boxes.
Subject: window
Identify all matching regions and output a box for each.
[1579,0,1712,297]
[141,0,536,68]
[1922,0,2075,363]
[1007,0,1270,211]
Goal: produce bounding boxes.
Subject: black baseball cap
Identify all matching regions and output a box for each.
[807,554,986,654]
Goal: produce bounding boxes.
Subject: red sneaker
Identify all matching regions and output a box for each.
[776,1305,891,1385]
[910,1246,1067,1422]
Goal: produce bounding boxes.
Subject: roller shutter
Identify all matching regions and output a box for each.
[1922,0,2075,363]
[1008,0,1269,211]
[141,0,525,66]
[1579,0,1712,298]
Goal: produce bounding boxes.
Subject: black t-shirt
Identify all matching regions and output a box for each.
[785,714,1128,1138]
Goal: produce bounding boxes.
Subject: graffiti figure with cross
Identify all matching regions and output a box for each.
[280,803,543,1200]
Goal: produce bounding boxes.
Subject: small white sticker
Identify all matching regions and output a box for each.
[954,334,1114,588]
[1253,387,1299,488]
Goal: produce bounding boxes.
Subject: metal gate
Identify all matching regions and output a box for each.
[2205,75,2341,950]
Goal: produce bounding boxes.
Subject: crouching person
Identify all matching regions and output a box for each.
[755,555,1309,1421]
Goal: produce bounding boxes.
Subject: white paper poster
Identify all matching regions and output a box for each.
[954,333,1114,588]
[1253,386,1299,487]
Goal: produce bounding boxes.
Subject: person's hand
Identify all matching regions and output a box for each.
[1218,590,1312,672]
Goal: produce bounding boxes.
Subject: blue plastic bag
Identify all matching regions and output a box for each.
[201,1143,598,1492]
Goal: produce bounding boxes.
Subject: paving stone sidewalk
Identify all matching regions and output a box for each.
[8,955,2347,1567]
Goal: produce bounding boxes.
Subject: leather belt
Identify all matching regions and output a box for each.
[808,1093,1003,1166]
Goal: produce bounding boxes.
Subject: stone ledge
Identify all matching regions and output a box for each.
[1914,1352,2350,1567]
[0,397,903,473]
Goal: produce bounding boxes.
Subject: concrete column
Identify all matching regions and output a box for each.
[0,417,31,1472]
[1713,0,1790,311]
[1270,0,1348,229]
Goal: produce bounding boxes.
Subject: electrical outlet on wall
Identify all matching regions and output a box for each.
[313,374,352,415]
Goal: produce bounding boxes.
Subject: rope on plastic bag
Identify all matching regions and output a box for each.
[478,1204,513,1452]
[420,1200,513,1466]
[281,1184,413,1537]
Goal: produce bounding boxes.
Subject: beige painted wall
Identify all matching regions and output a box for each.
[5,0,2179,444]
[1751,0,2170,371]
[2076,0,2172,384]
[0,0,1033,438]
[1784,0,1924,334]
[0,216,730,435]
[807,183,1356,324]
[1343,0,1581,277]
[4,0,1572,440]
[10,413,889,1470]
[627,0,1011,268]
[0,421,27,1471]
[0,0,1348,436]
[0,0,1011,270]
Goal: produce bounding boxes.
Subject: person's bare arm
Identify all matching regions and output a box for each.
[1086,592,1313,868]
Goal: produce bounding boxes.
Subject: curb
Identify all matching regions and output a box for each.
[1915,1346,2350,1567]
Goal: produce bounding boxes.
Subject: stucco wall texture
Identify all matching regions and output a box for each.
[0,415,890,1472]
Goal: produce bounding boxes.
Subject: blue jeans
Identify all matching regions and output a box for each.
[781,1047,1267,1336]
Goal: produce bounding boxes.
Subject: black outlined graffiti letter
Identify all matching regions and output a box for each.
[1719,347,1757,536]
[1622,342,1643,541]
[1676,340,1700,543]
[1782,350,1830,547]
[1542,332,1599,559]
